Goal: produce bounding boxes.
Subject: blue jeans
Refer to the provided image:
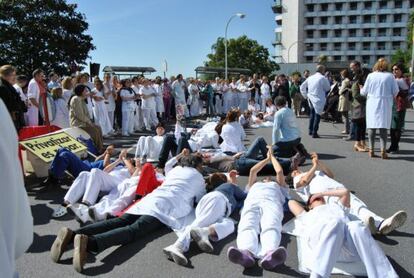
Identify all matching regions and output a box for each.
[309,102,321,135]
[272,137,301,158]
[49,148,104,179]
[207,96,215,115]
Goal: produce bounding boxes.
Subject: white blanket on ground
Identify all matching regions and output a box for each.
[282,218,367,276]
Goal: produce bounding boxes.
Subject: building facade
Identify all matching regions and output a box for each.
[272,0,413,67]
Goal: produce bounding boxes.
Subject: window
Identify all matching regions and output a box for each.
[335,3,343,10]
[321,3,329,11]
[364,2,372,9]
[307,4,314,12]
[393,28,402,36]
[307,30,314,38]
[335,16,342,24]
[334,42,341,51]
[333,55,342,61]
[306,56,314,62]
[306,44,314,51]
[363,42,371,50]
[334,29,342,38]
[320,30,328,38]
[350,2,358,10]
[379,1,388,9]
[348,42,356,50]
[379,15,387,23]
[362,55,370,64]
[392,41,400,50]
[320,43,327,51]
[363,29,371,37]
[349,29,356,37]
[349,15,357,24]
[377,42,386,50]
[394,14,402,22]
[395,0,403,8]
[378,28,387,37]
[363,15,372,23]
[307,17,314,25]
[320,17,328,25]
[348,55,356,61]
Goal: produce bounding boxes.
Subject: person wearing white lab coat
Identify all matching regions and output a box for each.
[50,154,205,273]
[171,74,189,117]
[50,88,70,128]
[361,58,399,159]
[222,80,232,114]
[292,153,407,235]
[0,100,33,278]
[227,149,288,270]
[153,77,165,118]
[230,77,239,108]
[300,65,331,138]
[237,77,249,112]
[188,79,201,117]
[260,76,271,111]
[131,77,144,131]
[103,73,116,128]
[220,110,246,154]
[163,171,246,266]
[27,69,45,126]
[120,79,136,136]
[135,123,166,160]
[92,79,114,136]
[288,189,398,278]
[140,79,158,131]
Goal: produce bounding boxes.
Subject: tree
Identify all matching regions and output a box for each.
[0,0,95,76]
[204,35,279,77]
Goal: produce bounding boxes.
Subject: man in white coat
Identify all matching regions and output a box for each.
[300,65,331,138]
[171,74,189,118]
[0,100,33,278]
[27,68,45,126]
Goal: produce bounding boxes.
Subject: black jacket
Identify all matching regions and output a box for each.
[0,78,27,131]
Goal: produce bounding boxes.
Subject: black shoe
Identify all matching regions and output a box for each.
[312,134,320,138]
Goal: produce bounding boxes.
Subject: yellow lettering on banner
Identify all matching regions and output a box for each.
[19,131,87,163]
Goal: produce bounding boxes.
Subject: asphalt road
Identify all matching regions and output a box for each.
[17,110,414,278]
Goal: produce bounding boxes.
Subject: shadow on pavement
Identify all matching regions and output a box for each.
[27,233,56,253]
[388,256,414,278]
[317,153,346,160]
[31,203,54,225]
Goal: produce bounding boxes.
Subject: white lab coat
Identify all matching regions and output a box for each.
[0,100,33,278]
[237,182,287,258]
[188,84,201,117]
[361,71,399,129]
[300,72,331,114]
[135,135,165,159]
[220,121,246,153]
[126,166,205,230]
[92,89,113,136]
[237,82,249,112]
[51,98,70,128]
[27,78,40,126]
[153,84,165,113]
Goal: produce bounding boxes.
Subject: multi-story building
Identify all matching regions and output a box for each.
[272,0,413,68]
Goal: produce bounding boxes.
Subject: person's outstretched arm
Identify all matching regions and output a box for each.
[103,149,127,173]
[295,152,319,188]
[309,188,351,208]
[288,200,306,217]
[270,148,287,187]
[246,155,271,190]
[317,160,334,179]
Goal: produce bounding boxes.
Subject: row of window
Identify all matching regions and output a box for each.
[306,28,403,38]
[306,0,405,12]
[304,55,387,64]
[305,41,402,51]
[306,14,404,25]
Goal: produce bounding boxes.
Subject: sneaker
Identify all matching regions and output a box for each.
[67,204,91,224]
[363,216,377,235]
[190,227,213,253]
[73,234,88,273]
[163,244,188,266]
[50,227,74,262]
[258,247,287,270]
[227,247,255,268]
[379,210,407,235]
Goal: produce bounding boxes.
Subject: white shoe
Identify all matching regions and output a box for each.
[379,210,407,235]
[190,227,213,253]
[363,216,377,235]
[67,204,91,224]
[163,244,188,266]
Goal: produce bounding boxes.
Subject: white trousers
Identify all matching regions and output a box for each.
[222,94,232,114]
[237,198,283,258]
[261,97,270,112]
[27,106,39,126]
[232,94,239,109]
[214,95,223,115]
[134,106,144,130]
[142,107,158,129]
[238,97,248,112]
[122,110,134,135]
[108,111,115,128]
[174,191,235,252]
[64,169,123,205]
[310,220,398,278]
[135,136,162,159]
[190,101,200,117]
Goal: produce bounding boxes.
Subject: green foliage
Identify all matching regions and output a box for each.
[0,0,95,76]
[204,35,279,77]
[391,10,414,69]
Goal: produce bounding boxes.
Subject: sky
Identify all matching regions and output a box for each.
[67,0,276,78]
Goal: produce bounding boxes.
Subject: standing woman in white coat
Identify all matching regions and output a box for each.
[188,78,201,117]
[220,109,246,154]
[361,58,399,159]
[222,79,232,114]
[103,73,116,128]
[153,77,165,119]
[92,79,114,137]
[27,68,45,126]
[139,79,158,131]
[237,76,249,112]
[120,79,136,136]
[50,87,70,128]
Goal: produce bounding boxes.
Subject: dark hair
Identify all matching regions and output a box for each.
[350,60,361,68]
[48,72,57,78]
[17,75,28,82]
[131,76,139,83]
[340,69,351,79]
[225,109,240,123]
[74,84,87,96]
[274,96,287,107]
[257,112,264,120]
[392,62,407,74]
[155,122,165,129]
[32,68,44,78]
[176,74,183,79]
[120,78,130,87]
[179,153,203,169]
[206,173,227,192]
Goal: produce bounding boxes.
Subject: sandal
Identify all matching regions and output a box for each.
[52,205,68,218]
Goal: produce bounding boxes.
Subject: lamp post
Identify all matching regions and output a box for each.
[287,40,302,72]
[225,13,246,80]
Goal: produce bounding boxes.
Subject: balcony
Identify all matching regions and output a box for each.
[271,0,282,13]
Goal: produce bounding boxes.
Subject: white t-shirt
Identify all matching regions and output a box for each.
[237,82,249,98]
[261,83,271,99]
[171,80,186,104]
[27,79,40,102]
[139,86,156,109]
[120,89,135,111]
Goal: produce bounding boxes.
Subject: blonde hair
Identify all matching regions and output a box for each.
[61,77,72,90]
[373,58,389,72]
[51,87,63,100]
[0,65,16,78]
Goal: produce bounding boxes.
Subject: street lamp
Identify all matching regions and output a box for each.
[225,13,246,80]
[287,40,302,72]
